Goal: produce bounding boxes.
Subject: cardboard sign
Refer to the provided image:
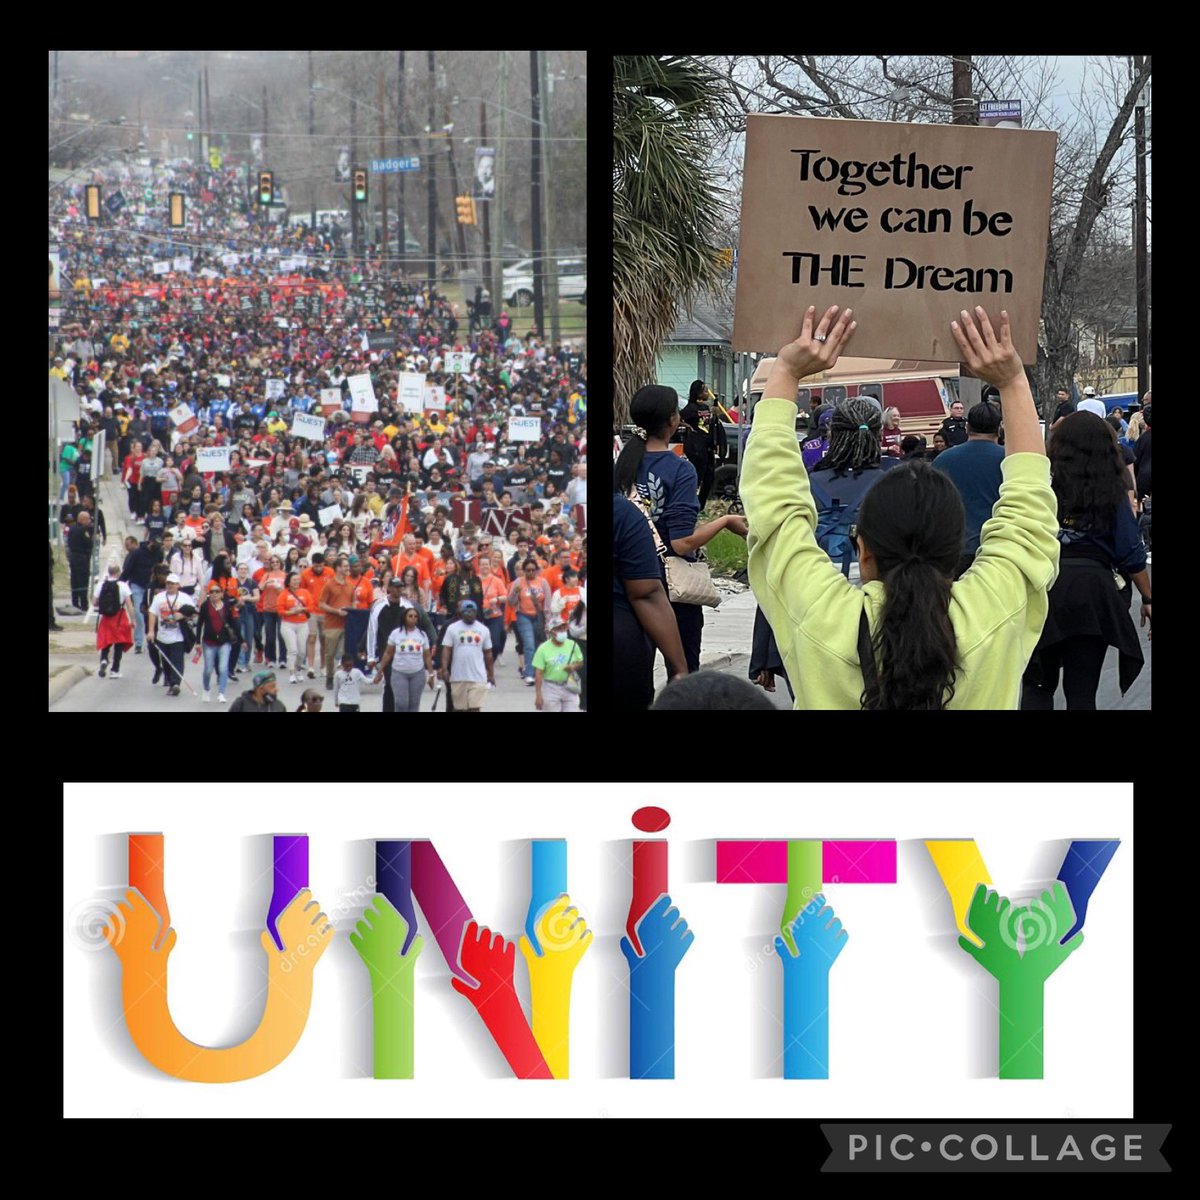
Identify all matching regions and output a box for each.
[445,350,472,373]
[348,373,377,413]
[318,504,344,526]
[423,385,446,412]
[397,372,426,411]
[265,378,286,401]
[172,256,192,273]
[508,416,542,442]
[292,412,326,441]
[732,114,1057,362]
[169,403,198,433]
[320,387,343,416]
[196,446,231,472]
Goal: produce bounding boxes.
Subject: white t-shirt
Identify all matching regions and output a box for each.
[93,578,131,610]
[443,619,492,683]
[387,626,431,674]
[149,591,189,643]
[333,667,368,706]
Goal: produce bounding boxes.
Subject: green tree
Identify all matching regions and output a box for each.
[613,56,733,427]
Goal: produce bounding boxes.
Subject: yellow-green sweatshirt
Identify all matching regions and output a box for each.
[742,397,1061,709]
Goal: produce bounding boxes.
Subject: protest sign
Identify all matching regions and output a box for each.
[423,385,446,412]
[292,412,326,441]
[445,350,472,373]
[91,278,107,290]
[197,446,231,472]
[215,373,231,388]
[348,373,377,411]
[731,114,1057,361]
[318,504,344,526]
[152,261,170,275]
[320,387,343,416]
[508,416,542,442]
[172,256,192,273]
[169,403,198,434]
[245,458,271,468]
[265,378,286,401]
[397,372,425,411]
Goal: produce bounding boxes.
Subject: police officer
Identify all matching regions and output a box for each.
[67,509,94,611]
[937,399,969,449]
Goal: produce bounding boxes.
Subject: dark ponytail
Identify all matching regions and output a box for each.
[856,463,964,709]
[614,385,678,496]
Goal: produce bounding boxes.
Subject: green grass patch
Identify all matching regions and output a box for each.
[705,528,748,576]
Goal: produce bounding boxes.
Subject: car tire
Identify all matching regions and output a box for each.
[580,291,586,307]
[513,289,534,306]
[712,465,739,504]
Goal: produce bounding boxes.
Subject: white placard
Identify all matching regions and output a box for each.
[445,351,472,374]
[397,373,426,411]
[196,446,231,472]
[172,256,192,272]
[244,457,271,468]
[221,252,240,267]
[169,403,198,433]
[318,504,344,526]
[91,278,107,290]
[152,261,170,275]
[508,416,542,442]
[215,373,231,388]
[348,373,378,413]
[200,267,220,279]
[292,412,326,441]
[265,379,286,401]
[423,385,446,411]
[320,388,343,415]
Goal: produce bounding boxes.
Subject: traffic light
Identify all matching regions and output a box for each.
[169,192,185,228]
[85,184,101,221]
[353,168,368,203]
[456,195,476,225]
[258,171,274,205]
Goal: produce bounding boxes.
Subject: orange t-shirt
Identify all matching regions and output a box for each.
[542,564,567,595]
[554,586,582,622]
[351,577,375,608]
[300,566,332,608]
[277,586,312,624]
[320,577,357,629]
[479,574,508,620]
[256,569,286,613]
[208,575,240,610]
[391,552,431,592]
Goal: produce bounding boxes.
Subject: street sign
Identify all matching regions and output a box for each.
[370,157,421,174]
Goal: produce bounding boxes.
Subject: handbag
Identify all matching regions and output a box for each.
[628,490,720,608]
[564,640,583,694]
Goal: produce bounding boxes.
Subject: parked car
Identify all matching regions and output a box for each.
[502,257,586,306]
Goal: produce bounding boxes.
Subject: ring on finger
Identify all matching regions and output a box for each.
[813,333,828,343]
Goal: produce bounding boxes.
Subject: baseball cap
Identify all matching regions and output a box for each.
[165,573,181,584]
[457,550,474,563]
[459,599,478,613]
[1083,386,1097,397]
[251,670,276,688]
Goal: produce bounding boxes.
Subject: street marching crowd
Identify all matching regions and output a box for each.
[51,157,586,712]
[615,304,1151,711]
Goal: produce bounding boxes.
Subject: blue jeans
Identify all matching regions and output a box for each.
[516,613,541,679]
[238,606,257,668]
[262,612,282,664]
[128,583,146,649]
[485,615,507,662]
[58,466,73,499]
[202,642,231,694]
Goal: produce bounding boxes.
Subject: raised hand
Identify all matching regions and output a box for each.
[949,306,1024,387]
[775,305,857,380]
[773,894,847,1080]
[263,888,334,974]
[518,894,593,1079]
[958,882,1083,986]
[958,881,1085,1080]
[620,893,694,973]
[351,894,423,1080]
[620,893,695,1080]
[451,921,552,1079]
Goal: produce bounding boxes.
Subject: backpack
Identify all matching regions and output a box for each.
[808,469,883,576]
[98,579,121,617]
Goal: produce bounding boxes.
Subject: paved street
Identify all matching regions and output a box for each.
[652,578,1151,710]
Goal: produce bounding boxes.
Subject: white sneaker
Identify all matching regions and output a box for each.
[109,670,122,679]
[266,661,275,669]
[524,677,536,686]
[290,674,298,684]
[307,668,316,679]
[202,691,211,702]
[218,693,227,703]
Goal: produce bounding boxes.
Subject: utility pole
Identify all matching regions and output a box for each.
[1134,55,1150,400]
[204,60,211,161]
[262,85,268,164]
[397,52,406,275]
[444,97,467,269]
[196,73,203,165]
[480,101,493,318]
[529,51,546,340]
[309,50,316,229]
[380,67,388,275]
[427,52,437,282]
[539,51,560,344]
[350,94,358,259]
[951,55,974,125]
[494,51,508,306]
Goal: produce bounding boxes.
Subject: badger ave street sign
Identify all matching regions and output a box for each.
[732,114,1057,362]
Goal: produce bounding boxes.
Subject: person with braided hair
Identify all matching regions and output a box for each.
[741,303,1060,709]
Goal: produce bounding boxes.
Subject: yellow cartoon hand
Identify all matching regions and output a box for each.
[104,889,176,965]
[262,888,334,973]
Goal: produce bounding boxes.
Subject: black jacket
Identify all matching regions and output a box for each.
[66,522,94,555]
[121,544,162,589]
[228,688,287,712]
[938,416,969,448]
[197,599,237,645]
